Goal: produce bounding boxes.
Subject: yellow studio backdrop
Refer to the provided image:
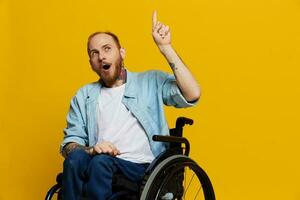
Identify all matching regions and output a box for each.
[1,0,299,199]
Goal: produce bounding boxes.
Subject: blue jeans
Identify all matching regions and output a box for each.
[62,149,149,200]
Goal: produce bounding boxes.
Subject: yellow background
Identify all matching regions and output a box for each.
[1,0,300,199]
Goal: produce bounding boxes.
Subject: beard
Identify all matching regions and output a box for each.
[100,56,123,87]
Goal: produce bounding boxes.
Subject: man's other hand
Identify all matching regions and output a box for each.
[91,141,121,156]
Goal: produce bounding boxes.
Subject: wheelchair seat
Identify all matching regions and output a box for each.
[45,117,215,200]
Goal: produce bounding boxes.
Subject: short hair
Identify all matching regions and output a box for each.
[87,31,121,56]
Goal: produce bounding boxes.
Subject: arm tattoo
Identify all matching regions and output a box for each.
[169,62,178,71]
[62,142,92,158]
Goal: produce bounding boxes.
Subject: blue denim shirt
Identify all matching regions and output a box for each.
[60,70,198,157]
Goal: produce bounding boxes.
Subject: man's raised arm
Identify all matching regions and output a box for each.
[152,11,201,102]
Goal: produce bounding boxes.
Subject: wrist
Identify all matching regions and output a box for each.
[86,146,94,155]
[158,44,172,54]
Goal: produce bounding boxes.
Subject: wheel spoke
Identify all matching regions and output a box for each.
[193,186,202,200]
[183,170,195,198]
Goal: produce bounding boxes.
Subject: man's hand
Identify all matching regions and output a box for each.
[152,10,171,48]
[91,141,121,156]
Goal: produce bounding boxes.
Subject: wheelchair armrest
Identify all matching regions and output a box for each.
[152,135,190,156]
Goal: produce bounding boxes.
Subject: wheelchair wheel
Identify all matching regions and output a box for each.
[140,155,215,200]
[45,184,62,200]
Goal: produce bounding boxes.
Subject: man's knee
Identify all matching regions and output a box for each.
[88,154,115,171]
[63,149,90,169]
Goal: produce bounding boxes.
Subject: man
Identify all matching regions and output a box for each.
[60,11,200,200]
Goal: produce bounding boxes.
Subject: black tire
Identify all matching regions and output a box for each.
[45,184,62,200]
[140,155,215,200]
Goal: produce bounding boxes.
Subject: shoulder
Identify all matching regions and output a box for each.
[73,81,100,100]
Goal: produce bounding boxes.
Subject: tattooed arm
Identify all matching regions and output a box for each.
[62,142,93,158]
[151,11,200,102]
[159,45,200,102]
[62,141,121,158]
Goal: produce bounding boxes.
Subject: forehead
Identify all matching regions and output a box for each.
[89,33,117,49]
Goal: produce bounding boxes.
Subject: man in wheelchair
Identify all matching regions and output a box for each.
[59,11,201,200]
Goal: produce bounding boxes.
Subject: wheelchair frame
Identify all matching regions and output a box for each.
[46,117,215,200]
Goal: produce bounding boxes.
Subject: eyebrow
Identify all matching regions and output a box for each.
[101,44,111,48]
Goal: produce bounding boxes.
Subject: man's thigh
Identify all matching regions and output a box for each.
[113,157,149,182]
[63,149,92,178]
[88,154,149,181]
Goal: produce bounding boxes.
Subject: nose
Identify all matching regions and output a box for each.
[98,52,105,61]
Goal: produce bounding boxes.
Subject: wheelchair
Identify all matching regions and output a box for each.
[46,117,215,200]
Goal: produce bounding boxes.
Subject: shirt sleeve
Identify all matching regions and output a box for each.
[60,93,88,154]
[160,72,199,108]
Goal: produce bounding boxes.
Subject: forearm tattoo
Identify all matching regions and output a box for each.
[169,62,178,71]
[62,142,92,158]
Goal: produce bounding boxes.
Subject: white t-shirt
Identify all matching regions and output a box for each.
[96,84,155,163]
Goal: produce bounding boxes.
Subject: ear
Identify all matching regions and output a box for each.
[120,48,126,59]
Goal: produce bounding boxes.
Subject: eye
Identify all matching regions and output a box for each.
[104,46,111,52]
[90,50,98,57]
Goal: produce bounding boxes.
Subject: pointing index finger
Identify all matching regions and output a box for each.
[152,10,157,28]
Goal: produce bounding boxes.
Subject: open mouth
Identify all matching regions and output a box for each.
[102,63,111,70]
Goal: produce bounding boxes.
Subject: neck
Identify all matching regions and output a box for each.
[101,68,127,88]
[117,67,127,83]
